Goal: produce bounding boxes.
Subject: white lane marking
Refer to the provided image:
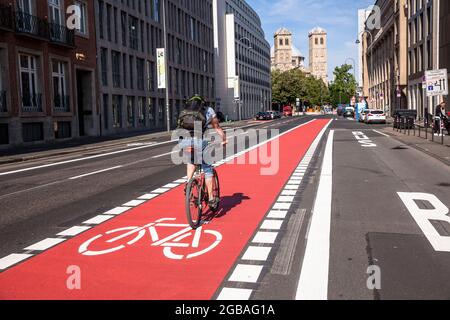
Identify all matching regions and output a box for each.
[277,196,294,203]
[373,129,390,137]
[104,207,131,215]
[83,215,115,225]
[57,226,91,237]
[151,188,169,194]
[217,288,253,300]
[152,150,179,159]
[260,219,284,230]
[296,130,334,300]
[253,231,278,244]
[137,194,159,200]
[273,202,291,210]
[398,192,450,252]
[242,246,272,261]
[68,166,123,180]
[0,140,178,177]
[122,200,146,207]
[284,185,300,190]
[24,238,66,251]
[0,254,33,270]
[281,190,297,196]
[229,264,263,283]
[267,210,288,219]
[163,183,180,188]
[174,179,188,183]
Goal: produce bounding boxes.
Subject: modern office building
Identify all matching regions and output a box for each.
[271,27,305,72]
[96,0,215,135]
[213,0,271,120]
[0,0,97,147]
[362,0,408,115]
[407,0,440,120]
[308,27,328,84]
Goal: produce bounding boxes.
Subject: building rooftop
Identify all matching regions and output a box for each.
[271,45,304,58]
[309,26,327,35]
[274,27,292,36]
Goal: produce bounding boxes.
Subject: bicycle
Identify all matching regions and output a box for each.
[184,141,221,229]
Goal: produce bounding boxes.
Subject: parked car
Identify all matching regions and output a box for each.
[365,110,387,124]
[267,110,281,119]
[343,107,355,118]
[256,112,272,121]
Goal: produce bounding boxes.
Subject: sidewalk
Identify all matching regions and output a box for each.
[380,126,450,166]
[0,119,256,165]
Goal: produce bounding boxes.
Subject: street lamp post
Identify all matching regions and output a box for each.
[356,30,373,103]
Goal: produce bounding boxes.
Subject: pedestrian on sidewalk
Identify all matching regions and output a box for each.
[434,103,444,135]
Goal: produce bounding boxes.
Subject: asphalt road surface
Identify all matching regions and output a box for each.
[0,115,449,300]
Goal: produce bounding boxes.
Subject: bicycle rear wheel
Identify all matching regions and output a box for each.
[211,169,220,212]
[185,178,203,229]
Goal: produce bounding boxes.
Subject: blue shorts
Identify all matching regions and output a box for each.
[179,138,214,178]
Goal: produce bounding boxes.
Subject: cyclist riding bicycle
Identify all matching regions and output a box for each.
[177,94,227,211]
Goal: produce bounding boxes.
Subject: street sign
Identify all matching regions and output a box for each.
[425,69,448,97]
[156,48,166,89]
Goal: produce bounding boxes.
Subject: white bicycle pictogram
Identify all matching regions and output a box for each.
[78,218,222,260]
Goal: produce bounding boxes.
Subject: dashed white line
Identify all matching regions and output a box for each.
[0,254,33,270]
[122,200,146,207]
[151,188,170,194]
[83,215,115,225]
[24,238,66,251]
[242,246,272,261]
[252,231,278,244]
[217,288,253,300]
[104,206,132,215]
[229,264,263,283]
[260,219,284,230]
[137,194,159,200]
[267,210,288,219]
[68,166,123,180]
[57,226,91,237]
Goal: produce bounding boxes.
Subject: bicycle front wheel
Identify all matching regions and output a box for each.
[186,178,203,229]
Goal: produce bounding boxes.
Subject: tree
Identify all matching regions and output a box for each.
[329,64,357,107]
[272,69,330,108]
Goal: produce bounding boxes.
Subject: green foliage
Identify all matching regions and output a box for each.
[328,64,357,106]
[271,69,330,107]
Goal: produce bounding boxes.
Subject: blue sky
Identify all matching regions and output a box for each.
[246,0,374,81]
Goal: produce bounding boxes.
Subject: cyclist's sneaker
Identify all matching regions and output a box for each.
[208,197,220,212]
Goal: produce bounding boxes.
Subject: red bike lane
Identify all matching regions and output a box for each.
[0,119,330,300]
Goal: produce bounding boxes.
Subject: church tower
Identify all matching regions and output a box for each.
[309,27,328,83]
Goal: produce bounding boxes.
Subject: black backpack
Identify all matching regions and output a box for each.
[177,100,207,132]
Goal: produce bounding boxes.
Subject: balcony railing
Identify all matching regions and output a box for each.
[0,6,74,47]
[21,93,43,112]
[53,94,70,112]
[15,11,48,39]
[49,23,75,46]
[0,90,6,112]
